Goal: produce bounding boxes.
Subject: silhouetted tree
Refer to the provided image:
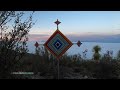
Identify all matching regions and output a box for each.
[0,11,34,79]
[92,45,101,62]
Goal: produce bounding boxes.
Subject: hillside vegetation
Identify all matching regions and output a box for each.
[10,45,120,79]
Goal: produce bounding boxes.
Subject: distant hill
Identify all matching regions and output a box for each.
[66,34,120,43]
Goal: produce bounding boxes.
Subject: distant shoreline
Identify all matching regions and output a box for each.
[28,41,120,43]
[80,41,120,43]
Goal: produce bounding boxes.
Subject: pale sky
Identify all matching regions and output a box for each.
[19,11,120,41]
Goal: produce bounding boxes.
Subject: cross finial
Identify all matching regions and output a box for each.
[54,19,61,30]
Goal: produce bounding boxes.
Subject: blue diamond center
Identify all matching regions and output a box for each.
[53,39,63,50]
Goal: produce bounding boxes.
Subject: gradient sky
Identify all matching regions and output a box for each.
[23,11,120,41]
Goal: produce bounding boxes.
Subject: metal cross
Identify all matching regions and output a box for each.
[54,19,61,30]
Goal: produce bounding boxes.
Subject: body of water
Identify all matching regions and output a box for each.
[27,41,120,59]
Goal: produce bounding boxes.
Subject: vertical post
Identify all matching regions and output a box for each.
[58,59,59,79]
[54,19,61,79]
[0,26,2,40]
[57,25,58,30]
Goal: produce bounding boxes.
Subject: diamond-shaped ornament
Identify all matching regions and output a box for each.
[44,30,73,59]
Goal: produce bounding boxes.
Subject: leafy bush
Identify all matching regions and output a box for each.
[0,11,34,79]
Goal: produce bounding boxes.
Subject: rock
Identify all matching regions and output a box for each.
[84,75,88,79]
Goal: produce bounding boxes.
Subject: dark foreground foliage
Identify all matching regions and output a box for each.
[0,11,34,79]
[8,47,120,79]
